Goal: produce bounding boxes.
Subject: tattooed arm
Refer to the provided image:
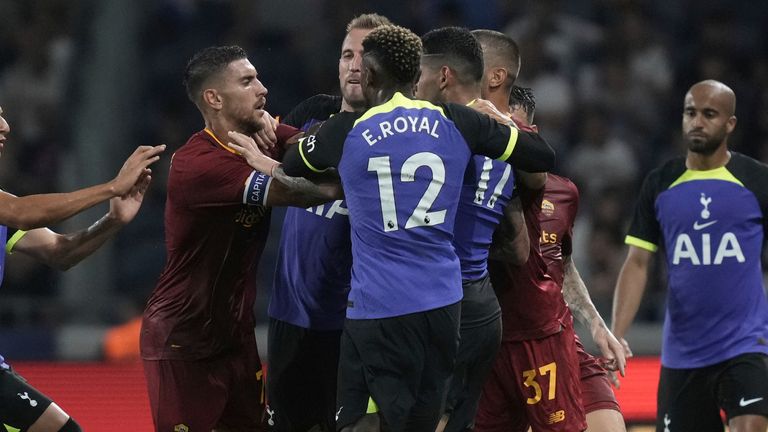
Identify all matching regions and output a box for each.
[563,255,626,377]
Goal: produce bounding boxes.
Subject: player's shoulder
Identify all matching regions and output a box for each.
[172,130,237,171]
[545,174,580,206]
[547,174,578,195]
[314,111,359,140]
[439,101,474,120]
[283,94,342,129]
[644,156,687,190]
[728,151,768,177]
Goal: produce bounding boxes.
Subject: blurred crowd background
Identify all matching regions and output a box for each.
[1,0,767,361]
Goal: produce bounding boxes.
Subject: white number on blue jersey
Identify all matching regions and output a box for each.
[368,152,446,232]
[474,157,512,209]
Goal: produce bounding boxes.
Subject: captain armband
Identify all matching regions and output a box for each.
[243,171,272,206]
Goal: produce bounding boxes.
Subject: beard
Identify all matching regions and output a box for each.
[684,131,725,155]
[235,109,265,136]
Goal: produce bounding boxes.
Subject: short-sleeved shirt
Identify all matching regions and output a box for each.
[626,152,768,368]
[489,174,579,341]
[283,92,553,319]
[269,94,354,330]
[140,129,273,360]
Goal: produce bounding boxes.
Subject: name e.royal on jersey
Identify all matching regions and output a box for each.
[362,115,440,145]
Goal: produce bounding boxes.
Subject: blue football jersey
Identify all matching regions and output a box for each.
[453,155,515,281]
[268,94,353,330]
[627,152,768,368]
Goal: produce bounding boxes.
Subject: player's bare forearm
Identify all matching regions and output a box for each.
[611,246,652,339]
[13,213,125,271]
[0,185,116,231]
[564,256,627,375]
[563,256,603,329]
[267,165,342,207]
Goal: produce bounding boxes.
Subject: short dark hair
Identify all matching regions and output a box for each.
[362,25,422,85]
[471,29,521,85]
[421,27,484,84]
[346,13,392,33]
[510,86,536,123]
[183,45,248,103]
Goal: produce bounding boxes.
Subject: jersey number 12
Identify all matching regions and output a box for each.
[368,152,446,232]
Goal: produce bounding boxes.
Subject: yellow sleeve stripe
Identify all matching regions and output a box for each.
[6,230,28,254]
[497,125,519,162]
[366,397,379,414]
[625,235,658,253]
[297,137,324,173]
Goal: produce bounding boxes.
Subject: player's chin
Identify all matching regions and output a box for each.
[343,84,363,99]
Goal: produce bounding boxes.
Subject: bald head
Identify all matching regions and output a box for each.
[682,80,737,155]
[687,80,736,116]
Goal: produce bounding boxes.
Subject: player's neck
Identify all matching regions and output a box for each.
[371,85,413,106]
[205,117,242,144]
[485,88,511,114]
[446,84,481,106]
[686,146,731,171]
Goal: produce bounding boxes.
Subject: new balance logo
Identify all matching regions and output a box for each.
[546,410,565,424]
[739,397,764,407]
[17,392,37,407]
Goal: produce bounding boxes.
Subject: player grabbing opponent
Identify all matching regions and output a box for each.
[140,46,339,432]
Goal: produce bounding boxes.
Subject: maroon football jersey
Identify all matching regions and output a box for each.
[141,129,273,360]
[489,174,579,341]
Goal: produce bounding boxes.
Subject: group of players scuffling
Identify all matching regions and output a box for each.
[1,11,767,432]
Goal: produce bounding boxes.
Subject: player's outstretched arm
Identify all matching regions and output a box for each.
[563,256,626,377]
[489,196,529,265]
[9,175,153,271]
[0,145,164,230]
[228,131,342,207]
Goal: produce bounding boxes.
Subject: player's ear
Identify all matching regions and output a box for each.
[488,67,507,89]
[203,88,223,111]
[439,65,450,90]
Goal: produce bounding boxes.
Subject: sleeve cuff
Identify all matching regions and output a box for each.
[625,235,658,253]
[496,125,519,162]
[6,230,28,254]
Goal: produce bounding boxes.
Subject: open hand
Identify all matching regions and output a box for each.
[112,145,165,196]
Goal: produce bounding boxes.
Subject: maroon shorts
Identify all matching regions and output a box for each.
[573,334,621,414]
[143,341,265,431]
[475,320,586,432]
